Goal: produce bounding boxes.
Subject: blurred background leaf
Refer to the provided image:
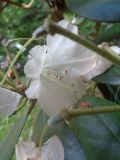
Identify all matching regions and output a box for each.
[65,0,120,22]
[95,23,120,44]
[94,66,120,85]
[0,112,28,160]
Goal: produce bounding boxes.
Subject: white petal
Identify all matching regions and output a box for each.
[24,58,41,79]
[29,45,47,64]
[0,87,21,117]
[25,80,40,99]
[84,45,120,80]
[40,136,64,160]
[45,20,98,78]
[47,20,78,54]
[47,20,78,48]
[110,46,120,55]
[45,44,97,78]
[84,55,112,80]
[15,136,64,160]
[24,45,47,79]
[16,141,39,160]
[37,74,86,116]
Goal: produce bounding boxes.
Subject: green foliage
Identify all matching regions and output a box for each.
[33,111,86,160]
[70,96,120,160]
[95,23,120,44]
[0,2,46,38]
[32,110,49,145]
[0,112,28,160]
[94,66,120,85]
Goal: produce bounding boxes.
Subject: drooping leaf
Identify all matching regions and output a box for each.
[46,122,87,160]
[95,23,120,44]
[0,87,21,117]
[32,110,87,160]
[65,0,120,22]
[70,96,120,160]
[93,66,120,85]
[0,112,28,160]
[32,110,49,145]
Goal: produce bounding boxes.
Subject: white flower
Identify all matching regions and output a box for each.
[24,19,120,116]
[16,136,64,160]
[0,87,21,116]
[84,45,120,80]
[16,141,39,160]
[40,136,64,160]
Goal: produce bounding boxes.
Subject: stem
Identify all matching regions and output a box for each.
[6,37,43,47]
[0,2,8,12]
[45,18,120,65]
[10,97,28,116]
[0,70,23,94]
[1,0,25,8]
[48,105,120,125]
[22,0,35,8]
[4,46,21,83]
[65,105,120,118]
[0,37,34,85]
[39,125,49,153]
[27,99,37,115]
[39,125,49,146]
[6,38,30,46]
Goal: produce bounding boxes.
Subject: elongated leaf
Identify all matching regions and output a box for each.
[32,110,87,160]
[94,66,120,85]
[32,110,49,145]
[70,96,120,160]
[0,113,28,160]
[65,0,120,22]
[0,87,21,117]
[46,122,87,160]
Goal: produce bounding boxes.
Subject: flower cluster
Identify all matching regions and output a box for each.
[24,20,120,116]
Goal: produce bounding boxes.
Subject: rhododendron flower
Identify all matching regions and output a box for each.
[84,45,120,80]
[24,19,120,116]
[0,87,21,116]
[16,136,64,160]
[16,141,38,160]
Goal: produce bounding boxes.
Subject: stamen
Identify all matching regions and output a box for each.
[42,69,76,89]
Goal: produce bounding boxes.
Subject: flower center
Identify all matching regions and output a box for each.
[41,68,80,100]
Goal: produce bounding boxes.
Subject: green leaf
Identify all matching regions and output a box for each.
[0,113,28,160]
[65,0,120,22]
[32,110,86,160]
[93,66,120,85]
[70,96,120,160]
[0,71,4,82]
[32,110,49,145]
[95,23,120,44]
[46,122,87,160]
